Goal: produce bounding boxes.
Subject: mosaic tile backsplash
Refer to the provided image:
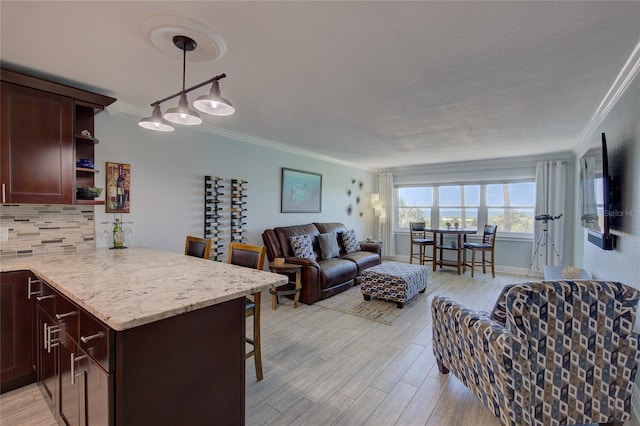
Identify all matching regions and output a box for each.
[0,204,95,258]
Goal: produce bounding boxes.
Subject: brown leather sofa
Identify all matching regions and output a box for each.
[262,222,382,304]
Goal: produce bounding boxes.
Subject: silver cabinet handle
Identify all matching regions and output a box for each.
[36,294,54,301]
[2,183,5,203]
[43,323,49,350]
[55,311,77,320]
[27,277,42,299]
[80,332,104,343]
[70,352,87,385]
[47,325,60,353]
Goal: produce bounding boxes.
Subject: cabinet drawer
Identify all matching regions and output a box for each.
[54,294,78,343]
[79,310,113,373]
[36,281,56,318]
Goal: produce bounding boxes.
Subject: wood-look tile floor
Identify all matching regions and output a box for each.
[0,269,607,425]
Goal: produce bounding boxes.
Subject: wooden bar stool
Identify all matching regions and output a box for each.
[228,242,266,381]
[462,224,497,277]
[409,222,434,266]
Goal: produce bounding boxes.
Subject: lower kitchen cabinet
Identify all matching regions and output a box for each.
[3,269,246,425]
[0,271,37,393]
[35,279,114,425]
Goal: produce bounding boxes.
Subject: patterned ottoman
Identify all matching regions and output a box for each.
[360,261,429,308]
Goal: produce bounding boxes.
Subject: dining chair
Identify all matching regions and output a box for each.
[462,224,497,277]
[228,242,266,381]
[409,222,434,266]
[184,235,212,259]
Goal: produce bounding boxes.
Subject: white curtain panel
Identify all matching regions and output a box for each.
[532,160,567,272]
[379,172,395,257]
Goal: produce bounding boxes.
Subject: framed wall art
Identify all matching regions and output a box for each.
[281,168,322,213]
[106,162,130,213]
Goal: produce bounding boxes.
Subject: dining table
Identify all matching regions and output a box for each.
[425,227,478,275]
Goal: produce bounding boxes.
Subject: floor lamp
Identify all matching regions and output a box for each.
[371,193,383,242]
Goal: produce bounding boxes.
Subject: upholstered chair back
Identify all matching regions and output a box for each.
[505,281,640,425]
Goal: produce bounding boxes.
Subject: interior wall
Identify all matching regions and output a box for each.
[575,74,639,287]
[94,113,376,257]
[573,67,640,424]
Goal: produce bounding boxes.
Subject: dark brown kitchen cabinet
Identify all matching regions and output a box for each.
[34,279,114,425]
[0,271,37,393]
[0,82,74,204]
[4,267,245,425]
[0,68,116,205]
[36,280,60,413]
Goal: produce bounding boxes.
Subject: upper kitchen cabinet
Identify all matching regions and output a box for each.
[1,68,116,205]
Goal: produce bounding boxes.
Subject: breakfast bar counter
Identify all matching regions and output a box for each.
[1,247,287,425]
[0,246,287,330]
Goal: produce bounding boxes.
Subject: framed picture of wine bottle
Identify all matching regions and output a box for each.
[105,162,131,213]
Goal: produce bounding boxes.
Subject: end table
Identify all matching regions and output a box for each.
[268,262,302,310]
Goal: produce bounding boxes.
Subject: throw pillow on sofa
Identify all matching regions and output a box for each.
[342,229,361,254]
[318,232,340,259]
[290,234,315,260]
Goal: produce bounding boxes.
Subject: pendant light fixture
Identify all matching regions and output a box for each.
[193,79,235,116]
[138,34,233,132]
[138,104,175,132]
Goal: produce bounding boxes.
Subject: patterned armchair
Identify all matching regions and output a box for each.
[432,280,640,426]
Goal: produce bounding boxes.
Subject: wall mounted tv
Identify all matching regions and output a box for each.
[579,132,616,250]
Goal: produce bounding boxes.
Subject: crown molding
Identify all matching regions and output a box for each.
[117,102,374,171]
[574,40,640,156]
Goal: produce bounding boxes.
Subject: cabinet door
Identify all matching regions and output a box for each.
[37,305,59,413]
[0,271,36,393]
[1,81,74,204]
[60,334,112,426]
[81,353,112,426]
[60,333,81,426]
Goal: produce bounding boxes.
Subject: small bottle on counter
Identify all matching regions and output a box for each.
[113,219,125,248]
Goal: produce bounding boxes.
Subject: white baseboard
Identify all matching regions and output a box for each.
[381,255,537,278]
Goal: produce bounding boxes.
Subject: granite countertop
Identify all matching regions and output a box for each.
[0,247,288,331]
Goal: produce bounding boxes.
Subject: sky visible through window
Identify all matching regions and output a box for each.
[397,182,536,233]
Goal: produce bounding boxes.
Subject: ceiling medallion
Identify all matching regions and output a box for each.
[139,15,227,62]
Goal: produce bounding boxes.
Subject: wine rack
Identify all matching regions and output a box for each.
[230,179,247,243]
[204,176,225,261]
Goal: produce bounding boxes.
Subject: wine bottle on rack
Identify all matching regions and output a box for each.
[206,206,223,211]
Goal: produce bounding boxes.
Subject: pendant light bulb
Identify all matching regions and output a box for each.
[194,80,235,116]
[138,104,174,132]
[164,93,202,125]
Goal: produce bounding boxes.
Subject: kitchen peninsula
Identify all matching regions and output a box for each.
[1,247,287,425]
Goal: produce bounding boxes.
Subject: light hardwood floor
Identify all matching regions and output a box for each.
[0,268,606,425]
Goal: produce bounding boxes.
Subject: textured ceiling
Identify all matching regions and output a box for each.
[1,1,639,170]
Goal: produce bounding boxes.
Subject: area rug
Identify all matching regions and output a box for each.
[315,275,445,325]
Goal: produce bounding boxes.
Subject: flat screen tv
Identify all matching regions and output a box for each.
[579,132,615,250]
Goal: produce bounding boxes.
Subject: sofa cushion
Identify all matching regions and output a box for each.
[342,250,382,275]
[342,229,361,254]
[318,232,340,259]
[290,234,315,260]
[318,258,358,290]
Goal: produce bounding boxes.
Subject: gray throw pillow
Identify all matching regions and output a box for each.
[318,232,340,259]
